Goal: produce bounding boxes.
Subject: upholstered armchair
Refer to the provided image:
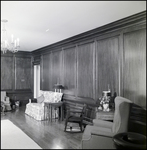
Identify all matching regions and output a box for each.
[1,91,11,111]
[81,96,133,149]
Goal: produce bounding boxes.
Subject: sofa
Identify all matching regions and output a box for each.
[25,91,63,121]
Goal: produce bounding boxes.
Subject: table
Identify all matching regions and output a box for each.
[44,102,63,121]
[113,132,146,149]
[96,109,114,121]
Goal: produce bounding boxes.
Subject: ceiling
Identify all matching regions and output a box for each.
[1,1,146,52]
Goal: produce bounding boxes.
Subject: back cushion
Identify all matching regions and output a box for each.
[54,92,63,102]
[43,91,55,103]
[37,95,44,103]
[41,91,63,103]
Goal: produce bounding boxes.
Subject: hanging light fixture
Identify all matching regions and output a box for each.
[1,19,20,54]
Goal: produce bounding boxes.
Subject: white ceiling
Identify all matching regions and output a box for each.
[1,1,146,52]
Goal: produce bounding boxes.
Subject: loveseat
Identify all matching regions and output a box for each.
[25,91,63,121]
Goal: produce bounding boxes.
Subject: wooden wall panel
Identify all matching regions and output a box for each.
[42,53,51,90]
[123,28,146,107]
[1,56,13,90]
[63,47,76,95]
[52,50,62,89]
[96,37,119,98]
[77,42,95,99]
[15,57,31,90]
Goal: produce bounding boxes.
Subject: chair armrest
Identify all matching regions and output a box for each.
[4,97,10,104]
[93,119,113,129]
[67,110,82,113]
[91,129,115,138]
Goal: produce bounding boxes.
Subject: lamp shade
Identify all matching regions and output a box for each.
[54,84,64,89]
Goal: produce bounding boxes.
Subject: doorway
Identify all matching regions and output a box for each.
[34,65,40,98]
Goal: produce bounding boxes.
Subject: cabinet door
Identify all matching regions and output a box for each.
[77,41,95,99]
[15,56,31,90]
[63,46,76,96]
[96,36,119,98]
[1,56,14,90]
[123,28,146,107]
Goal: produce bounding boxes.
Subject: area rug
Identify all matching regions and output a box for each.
[1,119,42,149]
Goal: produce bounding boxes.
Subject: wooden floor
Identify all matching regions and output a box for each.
[1,106,83,149]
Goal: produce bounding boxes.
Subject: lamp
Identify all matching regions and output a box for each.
[1,19,20,54]
[54,84,64,93]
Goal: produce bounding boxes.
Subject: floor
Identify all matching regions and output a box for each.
[1,106,83,149]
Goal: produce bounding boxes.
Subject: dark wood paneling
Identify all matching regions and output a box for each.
[77,41,95,99]
[63,47,76,96]
[96,36,119,98]
[42,53,52,90]
[123,28,146,107]
[15,56,32,90]
[7,91,33,106]
[1,56,14,90]
[52,50,62,88]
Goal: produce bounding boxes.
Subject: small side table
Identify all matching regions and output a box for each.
[113,132,146,149]
[44,102,63,121]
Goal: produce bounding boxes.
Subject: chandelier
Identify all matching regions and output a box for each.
[1,19,20,54]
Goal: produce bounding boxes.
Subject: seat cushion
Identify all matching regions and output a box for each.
[82,125,112,141]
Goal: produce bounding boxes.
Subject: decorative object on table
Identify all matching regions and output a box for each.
[54,83,64,93]
[15,101,20,107]
[98,90,111,111]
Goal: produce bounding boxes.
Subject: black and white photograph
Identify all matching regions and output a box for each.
[1,1,146,149]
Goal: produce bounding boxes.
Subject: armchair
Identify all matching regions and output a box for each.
[1,91,11,111]
[81,96,133,149]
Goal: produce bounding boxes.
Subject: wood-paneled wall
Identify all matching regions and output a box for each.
[1,52,33,104]
[32,11,146,134]
[35,11,146,109]
[1,11,146,134]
